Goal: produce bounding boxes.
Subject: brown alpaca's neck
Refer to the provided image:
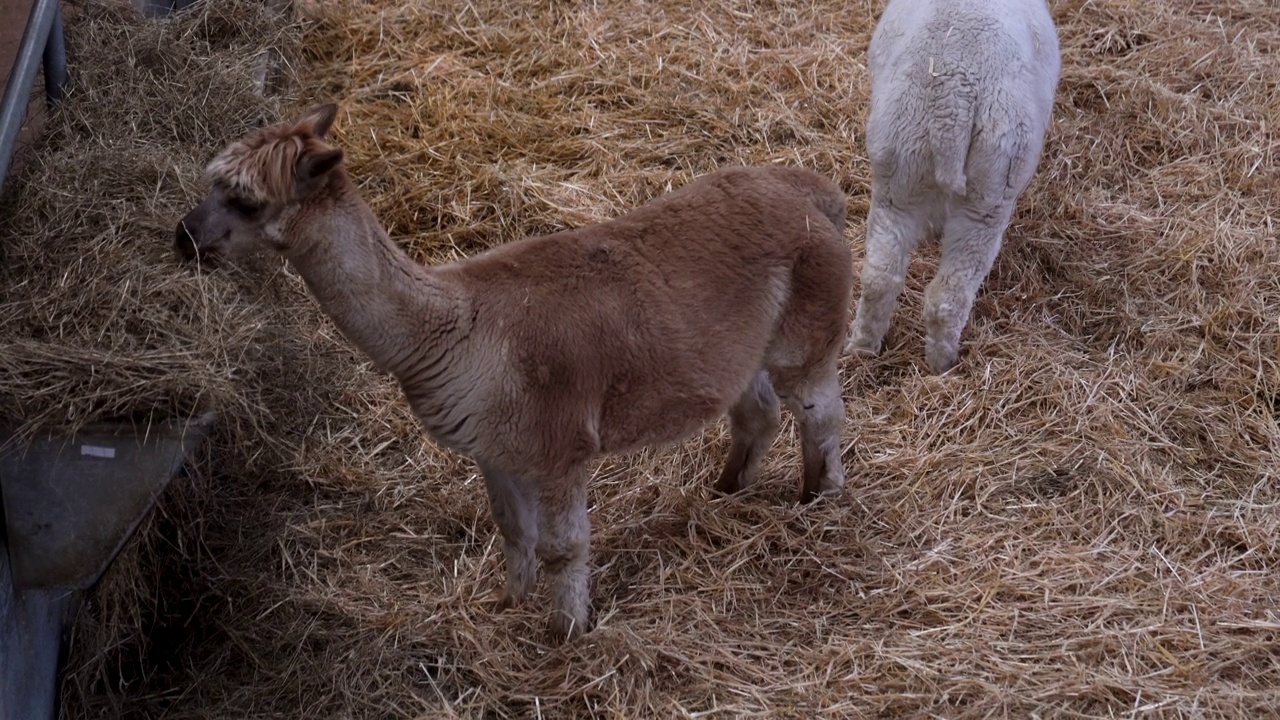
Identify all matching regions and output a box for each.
[283,171,468,384]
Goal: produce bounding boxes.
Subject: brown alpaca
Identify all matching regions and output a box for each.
[176,104,853,639]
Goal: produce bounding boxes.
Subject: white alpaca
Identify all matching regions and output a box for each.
[846,0,1060,373]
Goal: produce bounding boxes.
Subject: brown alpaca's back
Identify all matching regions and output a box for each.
[436,166,852,478]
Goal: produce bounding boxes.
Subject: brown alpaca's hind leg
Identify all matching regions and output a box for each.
[775,361,846,503]
[715,369,782,495]
[768,230,851,502]
[535,469,592,639]
[480,463,539,610]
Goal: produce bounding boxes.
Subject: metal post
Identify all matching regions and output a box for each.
[41,4,67,104]
[0,543,71,720]
[0,0,62,193]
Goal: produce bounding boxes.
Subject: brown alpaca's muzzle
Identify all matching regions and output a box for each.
[173,198,221,267]
[174,219,199,262]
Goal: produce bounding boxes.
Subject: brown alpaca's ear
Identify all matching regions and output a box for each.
[295,103,339,138]
[297,147,344,182]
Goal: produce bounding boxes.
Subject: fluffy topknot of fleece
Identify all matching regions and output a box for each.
[204,119,333,204]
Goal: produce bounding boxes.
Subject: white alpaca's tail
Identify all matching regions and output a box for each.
[928,67,976,197]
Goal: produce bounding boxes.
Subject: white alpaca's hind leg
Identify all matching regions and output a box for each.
[848,192,926,356]
[923,206,1011,374]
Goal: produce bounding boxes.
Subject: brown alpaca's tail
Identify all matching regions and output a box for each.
[779,167,848,233]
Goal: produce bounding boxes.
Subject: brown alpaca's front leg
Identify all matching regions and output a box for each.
[535,469,591,639]
[480,463,538,609]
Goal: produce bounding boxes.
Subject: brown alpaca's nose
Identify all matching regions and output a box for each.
[174,221,199,262]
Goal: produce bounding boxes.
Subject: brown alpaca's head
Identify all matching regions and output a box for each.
[175,104,345,264]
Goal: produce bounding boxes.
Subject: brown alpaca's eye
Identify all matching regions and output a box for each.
[229,197,263,217]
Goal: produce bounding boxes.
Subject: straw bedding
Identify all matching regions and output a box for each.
[0,0,1276,716]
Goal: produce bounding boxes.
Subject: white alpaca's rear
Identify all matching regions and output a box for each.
[847,0,1060,373]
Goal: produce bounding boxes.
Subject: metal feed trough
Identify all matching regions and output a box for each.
[0,414,215,719]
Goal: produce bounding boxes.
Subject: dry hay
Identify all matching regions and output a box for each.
[0,0,1276,716]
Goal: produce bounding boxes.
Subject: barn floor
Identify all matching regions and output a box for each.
[0,0,1277,717]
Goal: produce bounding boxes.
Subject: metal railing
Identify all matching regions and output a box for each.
[0,0,68,195]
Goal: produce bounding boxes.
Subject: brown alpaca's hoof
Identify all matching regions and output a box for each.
[492,587,521,612]
[548,610,590,641]
[800,484,845,504]
[712,472,743,496]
